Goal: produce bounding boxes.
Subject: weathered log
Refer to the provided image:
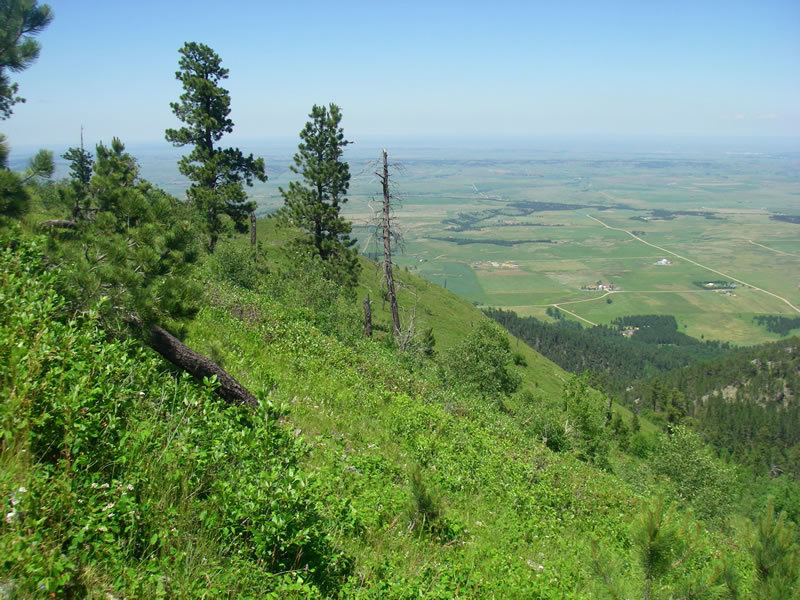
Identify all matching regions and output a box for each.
[39,219,77,229]
[149,325,260,408]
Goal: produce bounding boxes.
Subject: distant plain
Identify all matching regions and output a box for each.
[21,135,800,345]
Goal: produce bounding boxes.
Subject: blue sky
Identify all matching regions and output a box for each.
[3,0,799,149]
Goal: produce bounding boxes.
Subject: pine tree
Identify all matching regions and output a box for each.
[0,0,53,119]
[591,496,725,600]
[749,500,800,599]
[165,42,266,252]
[61,131,93,220]
[280,103,360,287]
[59,137,201,334]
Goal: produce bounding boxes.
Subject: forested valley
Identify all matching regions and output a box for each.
[2,4,799,598]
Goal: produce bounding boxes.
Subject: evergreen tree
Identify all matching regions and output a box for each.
[591,496,726,600]
[280,103,360,286]
[62,139,92,187]
[0,0,53,119]
[165,42,266,252]
[58,137,201,335]
[749,500,800,599]
[61,136,93,220]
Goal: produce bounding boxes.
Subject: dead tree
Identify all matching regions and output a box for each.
[363,294,372,337]
[149,325,259,408]
[250,211,257,248]
[379,149,401,339]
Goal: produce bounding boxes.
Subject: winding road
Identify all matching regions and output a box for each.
[584,214,800,314]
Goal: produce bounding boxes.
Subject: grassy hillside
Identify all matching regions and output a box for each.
[2,217,795,598]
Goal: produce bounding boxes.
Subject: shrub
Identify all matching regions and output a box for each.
[441,321,521,398]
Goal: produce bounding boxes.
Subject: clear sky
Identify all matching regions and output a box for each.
[3,0,799,149]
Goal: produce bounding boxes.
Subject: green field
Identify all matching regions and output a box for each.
[106,141,800,346]
[339,146,800,345]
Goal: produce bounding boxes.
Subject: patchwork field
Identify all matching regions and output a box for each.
[339,141,800,345]
[72,138,798,346]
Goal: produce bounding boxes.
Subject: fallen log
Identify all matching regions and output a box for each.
[39,219,77,229]
[149,325,260,408]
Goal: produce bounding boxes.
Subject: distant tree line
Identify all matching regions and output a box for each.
[753,315,800,336]
[771,215,800,225]
[485,309,730,392]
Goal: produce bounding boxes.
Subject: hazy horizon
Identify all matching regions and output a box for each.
[3,0,798,150]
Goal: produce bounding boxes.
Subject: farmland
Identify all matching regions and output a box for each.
[339,139,800,345]
[48,137,798,345]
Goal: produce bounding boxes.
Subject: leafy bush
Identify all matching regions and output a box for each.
[441,321,521,398]
[650,426,739,521]
[0,236,348,597]
[209,238,267,290]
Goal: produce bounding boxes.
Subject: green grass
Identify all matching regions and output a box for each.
[2,218,780,598]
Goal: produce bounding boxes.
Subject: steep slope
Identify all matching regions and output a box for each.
[182,225,751,597]
[2,225,774,598]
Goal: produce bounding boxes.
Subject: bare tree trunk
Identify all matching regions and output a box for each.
[250,211,257,248]
[381,149,401,339]
[363,294,372,338]
[603,395,613,429]
[149,325,259,408]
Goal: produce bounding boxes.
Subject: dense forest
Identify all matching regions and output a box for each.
[754,314,800,336]
[485,308,730,390]
[2,3,799,598]
[624,337,800,479]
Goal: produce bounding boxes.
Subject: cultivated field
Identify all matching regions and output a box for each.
[94,138,799,346]
[340,140,800,345]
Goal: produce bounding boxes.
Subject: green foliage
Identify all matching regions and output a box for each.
[61,141,93,218]
[0,168,27,217]
[279,103,360,287]
[629,336,800,478]
[441,320,521,398]
[520,389,571,452]
[611,412,631,451]
[208,238,267,290]
[0,0,53,119]
[259,248,362,343]
[165,42,266,252]
[21,148,53,181]
[753,315,800,337]
[0,132,8,167]
[591,496,725,600]
[0,235,345,597]
[562,374,609,465]
[407,466,448,538]
[486,308,731,393]
[629,430,656,458]
[650,425,738,521]
[420,326,437,357]
[62,144,93,187]
[0,149,53,219]
[749,500,800,599]
[52,138,201,336]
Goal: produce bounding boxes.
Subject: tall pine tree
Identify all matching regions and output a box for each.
[280,103,360,287]
[165,42,266,252]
